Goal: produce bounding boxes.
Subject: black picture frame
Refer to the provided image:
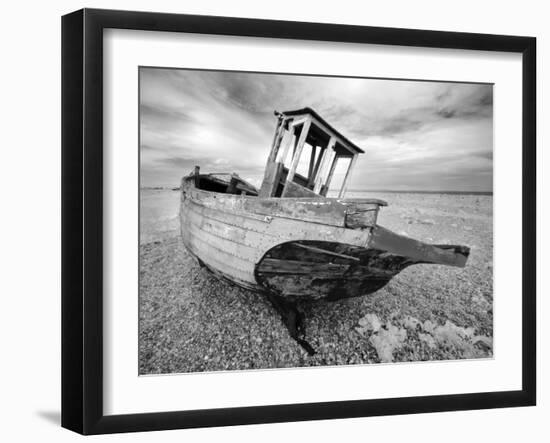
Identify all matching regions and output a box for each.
[61,8,536,435]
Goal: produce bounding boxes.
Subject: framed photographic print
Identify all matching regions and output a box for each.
[61,8,536,435]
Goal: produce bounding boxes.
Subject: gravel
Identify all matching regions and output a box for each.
[139,193,493,374]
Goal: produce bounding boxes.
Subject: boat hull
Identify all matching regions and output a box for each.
[179,175,470,301]
[255,237,468,301]
[179,178,372,294]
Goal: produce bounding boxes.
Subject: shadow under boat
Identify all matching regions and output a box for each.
[179,108,470,354]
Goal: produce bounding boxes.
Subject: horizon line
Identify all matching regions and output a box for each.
[140,185,493,195]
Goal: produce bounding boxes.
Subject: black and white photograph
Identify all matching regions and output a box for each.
[138,67,494,374]
[1,0,544,439]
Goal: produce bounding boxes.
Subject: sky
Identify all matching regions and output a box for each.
[139,68,493,192]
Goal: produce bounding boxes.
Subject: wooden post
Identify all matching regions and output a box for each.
[259,116,286,198]
[338,154,358,198]
[226,173,239,194]
[312,150,328,193]
[278,123,296,165]
[292,125,301,158]
[324,152,339,194]
[308,145,317,180]
[286,117,311,183]
[308,146,324,187]
[194,165,200,188]
[313,136,336,193]
[266,117,286,165]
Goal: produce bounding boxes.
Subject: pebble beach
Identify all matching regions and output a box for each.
[139,189,493,374]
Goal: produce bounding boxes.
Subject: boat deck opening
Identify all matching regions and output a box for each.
[195,173,259,196]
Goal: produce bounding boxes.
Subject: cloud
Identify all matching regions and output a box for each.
[475,150,494,161]
[139,68,493,191]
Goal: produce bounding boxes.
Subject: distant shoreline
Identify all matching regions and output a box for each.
[141,186,181,191]
[347,189,493,196]
[140,186,492,196]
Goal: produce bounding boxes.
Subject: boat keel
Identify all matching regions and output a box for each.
[264,292,316,355]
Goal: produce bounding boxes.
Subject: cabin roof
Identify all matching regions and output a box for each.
[281,107,365,154]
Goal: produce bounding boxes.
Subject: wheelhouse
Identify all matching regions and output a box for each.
[259,108,364,199]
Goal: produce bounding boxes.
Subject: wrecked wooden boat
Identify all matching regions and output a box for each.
[179,108,470,353]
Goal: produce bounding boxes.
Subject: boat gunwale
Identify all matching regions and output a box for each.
[181,174,388,206]
[181,174,387,228]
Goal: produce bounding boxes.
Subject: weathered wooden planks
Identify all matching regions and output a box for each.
[259,258,351,275]
[254,241,408,301]
[259,162,283,197]
[293,242,360,262]
[338,155,358,198]
[180,173,470,300]
[284,118,312,187]
[180,175,374,291]
[313,138,336,194]
[280,180,320,198]
[343,202,383,229]
[189,187,346,227]
[182,184,371,252]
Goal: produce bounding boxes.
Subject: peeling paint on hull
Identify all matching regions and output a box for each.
[179,174,470,301]
[179,176,372,296]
